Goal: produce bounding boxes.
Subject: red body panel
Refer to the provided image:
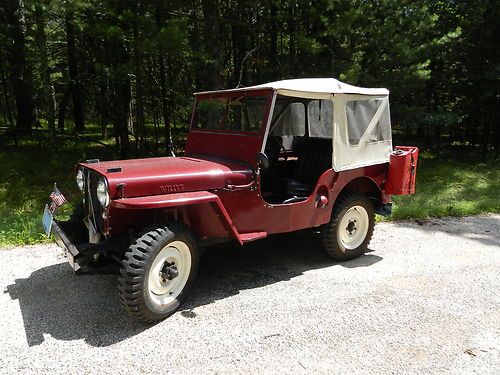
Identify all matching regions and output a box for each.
[80,156,253,200]
[110,190,220,209]
[217,165,388,235]
[186,131,263,167]
[109,190,265,245]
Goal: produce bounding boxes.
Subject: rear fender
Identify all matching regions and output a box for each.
[110,191,242,244]
[341,177,385,202]
[332,175,390,214]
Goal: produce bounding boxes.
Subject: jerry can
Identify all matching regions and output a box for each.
[385,146,418,195]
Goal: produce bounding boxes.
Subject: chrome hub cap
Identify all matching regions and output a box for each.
[338,205,369,251]
[148,241,191,305]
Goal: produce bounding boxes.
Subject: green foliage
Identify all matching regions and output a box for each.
[0,131,118,247]
[1,0,499,150]
[391,153,500,219]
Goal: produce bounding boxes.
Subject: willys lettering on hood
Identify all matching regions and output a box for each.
[79,156,253,199]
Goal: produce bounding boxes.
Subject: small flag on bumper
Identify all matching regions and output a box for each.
[49,184,67,208]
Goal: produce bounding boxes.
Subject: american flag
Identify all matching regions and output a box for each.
[50,184,67,207]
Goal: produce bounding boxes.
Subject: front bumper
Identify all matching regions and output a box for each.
[51,220,82,271]
[50,219,128,272]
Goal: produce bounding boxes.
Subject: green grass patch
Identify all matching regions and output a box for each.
[391,151,500,219]
[0,135,118,247]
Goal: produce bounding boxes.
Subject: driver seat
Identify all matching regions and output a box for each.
[273,137,332,199]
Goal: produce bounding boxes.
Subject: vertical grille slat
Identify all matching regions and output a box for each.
[84,169,104,233]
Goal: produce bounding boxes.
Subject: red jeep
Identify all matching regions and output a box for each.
[43,78,418,322]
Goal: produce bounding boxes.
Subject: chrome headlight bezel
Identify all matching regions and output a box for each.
[76,167,85,191]
[96,177,110,207]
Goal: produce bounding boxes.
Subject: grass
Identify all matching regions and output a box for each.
[0,129,499,247]
[0,133,118,247]
[390,151,500,219]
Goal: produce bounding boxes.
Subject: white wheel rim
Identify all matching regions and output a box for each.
[148,240,191,305]
[338,205,369,251]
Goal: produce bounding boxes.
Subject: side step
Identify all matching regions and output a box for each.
[239,231,267,243]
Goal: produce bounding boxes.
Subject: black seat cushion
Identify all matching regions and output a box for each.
[270,178,312,197]
[293,138,333,185]
[266,138,332,198]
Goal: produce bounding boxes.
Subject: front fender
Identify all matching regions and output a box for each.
[110,191,243,244]
[111,191,219,210]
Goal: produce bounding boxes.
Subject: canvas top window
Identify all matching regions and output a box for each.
[269,97,334,140]
[346,98,391,146]
[308,99,333,139]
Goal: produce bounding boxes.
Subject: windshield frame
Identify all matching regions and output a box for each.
[190,90,274,136]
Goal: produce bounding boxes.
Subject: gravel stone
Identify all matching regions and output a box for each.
[1,214,499,375]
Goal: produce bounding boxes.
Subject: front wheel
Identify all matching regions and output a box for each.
[118,222,199,322]
[321,192,375,261]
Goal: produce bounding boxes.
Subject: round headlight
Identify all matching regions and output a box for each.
[76,168,85,191]
[96,177,110,207]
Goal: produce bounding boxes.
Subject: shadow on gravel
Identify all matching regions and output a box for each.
[6,264,148,347]
[6,231,382,347]
[406,215,500,248]
[183,231,382,310]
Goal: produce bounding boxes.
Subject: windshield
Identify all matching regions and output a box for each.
[192,95,268,133]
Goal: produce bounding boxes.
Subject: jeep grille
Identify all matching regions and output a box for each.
[83,169,105,234]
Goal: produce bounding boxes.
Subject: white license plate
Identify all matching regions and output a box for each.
[42,204,53,236]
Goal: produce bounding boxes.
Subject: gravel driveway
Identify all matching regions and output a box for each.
[1,215,499,375]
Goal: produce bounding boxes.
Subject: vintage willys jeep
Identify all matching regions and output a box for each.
[43,78,418,322]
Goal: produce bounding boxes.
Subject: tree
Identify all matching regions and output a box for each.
[2,0,35,129]
[0,0,498,153]
[65,6,85,132]
[34,1,56,130]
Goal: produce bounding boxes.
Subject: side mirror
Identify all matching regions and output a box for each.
[256,152,269,170]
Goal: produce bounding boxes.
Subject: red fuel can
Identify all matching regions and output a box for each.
[385,146,419,195]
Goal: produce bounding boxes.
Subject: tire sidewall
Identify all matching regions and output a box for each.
[335,197,373,255]
[142,229,198,319]
[321,192,375,261]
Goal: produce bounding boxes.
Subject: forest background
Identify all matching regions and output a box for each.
[0,0,499,245]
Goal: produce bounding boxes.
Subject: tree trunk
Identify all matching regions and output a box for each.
[155,0,174,156]
[0,90,7,127]
[112,80,131,159]
[133,1,146,154]
[65,9,85,132]
[57,87,70,130]
[4,0,35,129]
[269,2,279,79]
[287,0,296,72]
[34,3,56,130]
[201,0,222,89]
[0,54,14,127]
[97,79,109,138]
[231,2,248,87]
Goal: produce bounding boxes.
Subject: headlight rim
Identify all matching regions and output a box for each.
[76,167,85,191]
[96,177,110,208]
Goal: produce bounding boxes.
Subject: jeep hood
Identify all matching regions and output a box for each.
[79,155,253,199]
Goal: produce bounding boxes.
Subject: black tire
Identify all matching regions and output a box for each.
[118,222,199,322]
[321,191,375,261]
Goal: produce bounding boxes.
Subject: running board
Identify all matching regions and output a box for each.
[239,232,267,243]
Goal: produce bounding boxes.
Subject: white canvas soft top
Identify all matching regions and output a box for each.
[195,77,392,172]
[195,78,389,98]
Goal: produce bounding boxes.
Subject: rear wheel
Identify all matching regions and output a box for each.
[118,222,199,322]
[321,192,375,261]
